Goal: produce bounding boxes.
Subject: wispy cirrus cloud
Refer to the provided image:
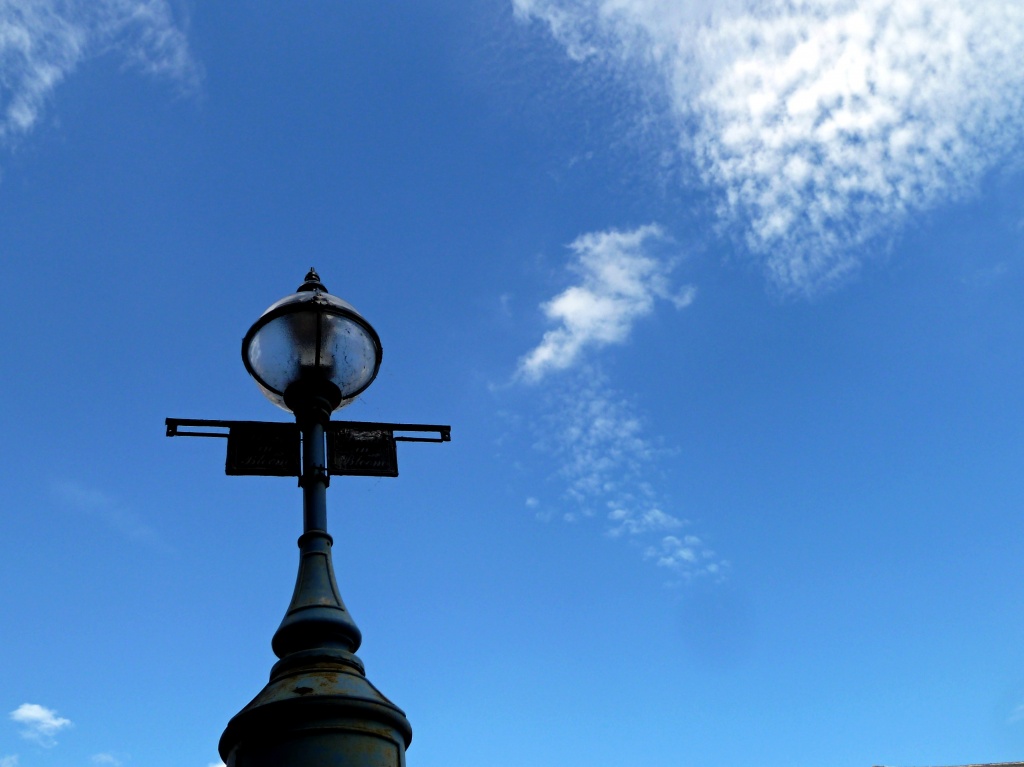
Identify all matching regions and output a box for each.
[514,0,1024,293]
[0,0,198,145]
[0,755,19,767]
[92,754,123,766]
[10,703,71,747]
[53,480,169,551]
[517,223,693,380]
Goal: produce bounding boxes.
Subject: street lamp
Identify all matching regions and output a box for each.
[167,269,449,767]
[241,268,382,415]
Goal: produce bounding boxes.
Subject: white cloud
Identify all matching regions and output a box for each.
[0,0,198,144]
[518,224,694,380]
[10,703,71,747]
[92,754,122,766]
[514,0,1024,293]
[0,755,19,767]
[513,224,720,578]
[208,762,226,767]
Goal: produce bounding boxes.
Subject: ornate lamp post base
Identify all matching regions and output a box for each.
[221,647,411,765]
[219,647,411,767]
[219,529,412,767]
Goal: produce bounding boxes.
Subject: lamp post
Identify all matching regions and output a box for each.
[167,269,449,767]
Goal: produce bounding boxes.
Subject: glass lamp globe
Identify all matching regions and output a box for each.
[241,269,382,413]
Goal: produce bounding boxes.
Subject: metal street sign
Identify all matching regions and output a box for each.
[327,428,397,477]
[166,418,449,478]
[226,423,300,476]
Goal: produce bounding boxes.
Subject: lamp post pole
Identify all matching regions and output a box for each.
[299,407,329,533]
[167,270,449,767]
[267,383,363,663]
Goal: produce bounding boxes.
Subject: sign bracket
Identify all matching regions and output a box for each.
[166,417,450,478]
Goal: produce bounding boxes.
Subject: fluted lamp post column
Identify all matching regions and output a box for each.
[176,268,436,767]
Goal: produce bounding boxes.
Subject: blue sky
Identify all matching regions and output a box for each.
[2,2,1024,766]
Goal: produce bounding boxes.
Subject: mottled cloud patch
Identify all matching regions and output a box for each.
[518,224,694,380]
[542,369,655,508]
[0,755,19,767]
[607,506,682,537]
[10,703,71,747]
[526,368,726,579]
[645,534,724,576]
[514,0,1024,293]
[0,0,198,145]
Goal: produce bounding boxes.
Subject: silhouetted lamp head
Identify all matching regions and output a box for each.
[241,268,382,415]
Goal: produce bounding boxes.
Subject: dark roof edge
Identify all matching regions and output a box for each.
[874,762,1024,767]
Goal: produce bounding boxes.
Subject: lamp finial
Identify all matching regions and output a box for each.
[298,268,327,293]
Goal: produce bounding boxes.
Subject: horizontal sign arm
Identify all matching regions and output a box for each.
[165,417,450,478]
[166,418,235,438]
[167,418,450,442]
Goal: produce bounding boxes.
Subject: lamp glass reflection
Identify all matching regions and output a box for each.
[247,308,379,411]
